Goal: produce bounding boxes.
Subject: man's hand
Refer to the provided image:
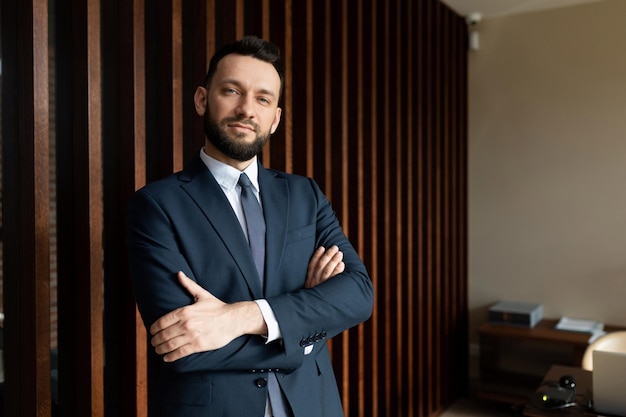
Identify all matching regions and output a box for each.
[150,271,267,362]
[305,245,345,288]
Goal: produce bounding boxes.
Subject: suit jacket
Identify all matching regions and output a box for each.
[127,156,374,417]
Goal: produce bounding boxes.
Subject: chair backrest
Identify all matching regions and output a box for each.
[581,331,626,371]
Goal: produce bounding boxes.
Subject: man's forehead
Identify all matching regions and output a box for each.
[213,54,281,88]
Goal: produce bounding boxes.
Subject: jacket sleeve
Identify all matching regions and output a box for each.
[265,178,375,358]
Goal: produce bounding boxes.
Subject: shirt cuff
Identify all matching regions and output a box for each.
[254,299,282,343]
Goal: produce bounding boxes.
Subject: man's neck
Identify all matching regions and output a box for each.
[202,143,254,171]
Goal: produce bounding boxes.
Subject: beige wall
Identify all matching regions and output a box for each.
[469,0,626,347]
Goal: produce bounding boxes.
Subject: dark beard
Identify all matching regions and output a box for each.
[204,113,270,162]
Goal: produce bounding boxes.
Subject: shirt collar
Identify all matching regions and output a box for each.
[199,148,260,192]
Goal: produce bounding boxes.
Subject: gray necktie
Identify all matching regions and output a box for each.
[238,173,265,284]
[238,173,291,417]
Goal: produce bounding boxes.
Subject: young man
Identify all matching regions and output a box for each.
[127,36,374,417]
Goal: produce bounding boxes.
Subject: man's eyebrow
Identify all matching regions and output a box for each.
[219,78,277,98]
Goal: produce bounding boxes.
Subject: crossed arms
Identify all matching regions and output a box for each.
[150,245,346,362]
[127,173,374,373]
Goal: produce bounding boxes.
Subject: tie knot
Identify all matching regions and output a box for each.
[239,173,253,189]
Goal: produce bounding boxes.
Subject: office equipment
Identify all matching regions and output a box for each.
[488,301,543,328]
[531,374,577,410]
[522,365,592,417]
[592,350,626,416]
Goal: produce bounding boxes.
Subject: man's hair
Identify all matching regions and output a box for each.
[204,36,285,98]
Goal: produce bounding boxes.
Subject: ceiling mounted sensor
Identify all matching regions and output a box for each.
[466,12,482,51]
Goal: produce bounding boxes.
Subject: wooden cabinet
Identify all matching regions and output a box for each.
[477,319,624,404]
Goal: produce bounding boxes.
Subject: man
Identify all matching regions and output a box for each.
[127,36,374,417]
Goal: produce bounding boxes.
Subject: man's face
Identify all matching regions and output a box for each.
[195,54,282,165]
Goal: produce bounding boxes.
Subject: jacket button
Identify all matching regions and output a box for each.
[255,378,268,388]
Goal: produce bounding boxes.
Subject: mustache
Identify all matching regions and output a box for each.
[222,117,260,132]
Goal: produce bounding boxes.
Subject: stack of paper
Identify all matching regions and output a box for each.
[555,317,606,342]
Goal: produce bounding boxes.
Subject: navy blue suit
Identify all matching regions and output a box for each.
[127,156,374,417]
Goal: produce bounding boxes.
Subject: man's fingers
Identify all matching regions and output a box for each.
[150,308,181,336]
[332,261,346,275]
[153,333,193,362]
[319,247,343,278]
[305,245,345,288]
[152,330,182,351]
[307,246,325,276]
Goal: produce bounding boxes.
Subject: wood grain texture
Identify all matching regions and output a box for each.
[3,0,467,415]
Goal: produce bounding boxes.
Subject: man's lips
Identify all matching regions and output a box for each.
[228,122,256,132]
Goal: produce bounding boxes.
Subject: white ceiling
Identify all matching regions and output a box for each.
[440,0,607,18]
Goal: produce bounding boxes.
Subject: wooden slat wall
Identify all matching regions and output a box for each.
[53,0,105,415]
[100,1,149,416]
[1,0,467,416]
[1,1,52,416]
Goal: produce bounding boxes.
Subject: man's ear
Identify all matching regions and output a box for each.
[194,86,208,116]
[270,107,282,134]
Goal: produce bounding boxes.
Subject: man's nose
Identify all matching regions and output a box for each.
[235,96,254,118]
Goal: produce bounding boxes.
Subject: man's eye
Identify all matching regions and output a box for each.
[258,97,270,104]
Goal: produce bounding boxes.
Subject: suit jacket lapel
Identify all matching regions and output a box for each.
[179,157,263,297]
[258,165,289,297]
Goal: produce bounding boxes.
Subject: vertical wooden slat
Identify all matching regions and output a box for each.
[206,0,217,61]
[131,0,148,413]
[182,0,211,165]
[282,0,293,174]
[305,0,314,177]
[354,1,367,415]
[132,0,149,407]
[323,0,333,195]
[266,0,289,172]
[434,3,443,412]
[100,0,147,415]
[144,1,182,181]
[288,0,310,177]
[235,0,245,38]
[367,1,380,415]
[172,0,184,173]
[53,0,104,415]
[340,0,351,413]
[379,1,393,415]
[415,0,427,413]
[393,0,405,413]
[1,0,51,415]
[398,2,417,415]
[85,1,105,413]
[424,1,436,414]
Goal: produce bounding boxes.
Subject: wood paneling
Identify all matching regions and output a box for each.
[54,0,104,415]
[1,0,52,415]
[2,0,467,416]
[101,0,148,416]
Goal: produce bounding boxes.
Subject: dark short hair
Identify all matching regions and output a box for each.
[204,36,285,98]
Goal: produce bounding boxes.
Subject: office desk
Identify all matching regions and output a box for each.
[478,320,626,404]
[521,365,595,417]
